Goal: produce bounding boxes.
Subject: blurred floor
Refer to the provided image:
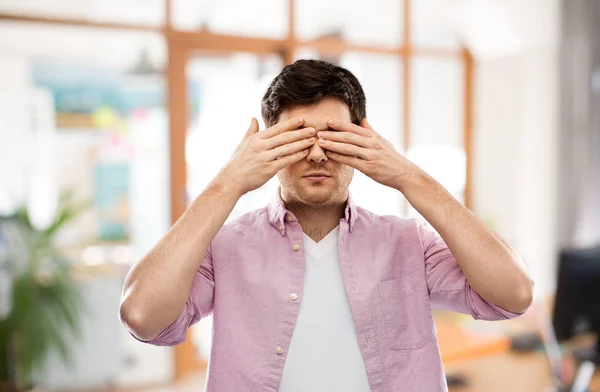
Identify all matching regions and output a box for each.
[130,351,600,392]
[139,373,207,392]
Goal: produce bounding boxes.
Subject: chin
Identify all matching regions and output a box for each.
[296,185,339,206]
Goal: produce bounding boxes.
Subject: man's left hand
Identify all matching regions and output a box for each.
[319,118,422,190]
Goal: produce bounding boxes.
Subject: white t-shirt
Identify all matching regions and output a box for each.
[278,226,371,392]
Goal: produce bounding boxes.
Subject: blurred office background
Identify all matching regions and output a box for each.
[0,0,599,391]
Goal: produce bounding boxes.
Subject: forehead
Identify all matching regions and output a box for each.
[278,97,352,130]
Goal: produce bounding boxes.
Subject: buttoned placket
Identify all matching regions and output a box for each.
[262,213,306,392]
[337,218,390,392]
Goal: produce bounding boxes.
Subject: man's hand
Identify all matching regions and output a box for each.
[218,117,316,196]
[321,119,533,314]
[317,118,422,190]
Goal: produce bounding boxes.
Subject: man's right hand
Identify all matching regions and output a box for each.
[218,117,316,196]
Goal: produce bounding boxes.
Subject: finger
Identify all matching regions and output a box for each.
[261,117,304,139]
[245,117,259,138]
[266,137,316,161]
[270,149,310,171]
[317,131,371,148]
[317,139,371,160]
[264,127,316,150]
[325,151,366,171]
[327,119,371,137]
[361,118,374,130]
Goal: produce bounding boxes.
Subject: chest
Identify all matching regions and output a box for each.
[211,223,437,356]
[212,225,426,306]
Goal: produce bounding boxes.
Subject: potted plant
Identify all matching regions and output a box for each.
[0,194,87,392]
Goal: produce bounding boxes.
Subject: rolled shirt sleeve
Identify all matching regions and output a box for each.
[133,241,216,346]
[418,219,524,320]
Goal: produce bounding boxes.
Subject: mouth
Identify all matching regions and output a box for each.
[303,173,331,181]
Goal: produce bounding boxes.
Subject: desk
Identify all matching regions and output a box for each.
[435,308,599,392]
[446,351,600,392]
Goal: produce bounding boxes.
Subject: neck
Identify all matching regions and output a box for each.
[284,199,346,243]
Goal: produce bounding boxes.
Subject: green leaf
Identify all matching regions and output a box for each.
[42,193,90,239]
[2,192,88,384]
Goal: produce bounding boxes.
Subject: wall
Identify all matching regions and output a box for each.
[461,0,561,297]
[0,42,173,389]
[472,50,560,296]
[0,54,33,213]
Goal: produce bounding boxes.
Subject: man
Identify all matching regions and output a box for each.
[120,59,534,392]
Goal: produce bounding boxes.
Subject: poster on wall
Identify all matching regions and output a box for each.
[95,163,130,242]
[31,61,201,130]
[30,61,200,244]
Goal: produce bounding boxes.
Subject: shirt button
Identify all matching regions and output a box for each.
[276,346,284,354]
[293,243,301,251]
[290,293,298,301]
[286,215,293,222]
[279,225,285,231]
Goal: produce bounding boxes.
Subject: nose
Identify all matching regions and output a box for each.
[307,140,328,163]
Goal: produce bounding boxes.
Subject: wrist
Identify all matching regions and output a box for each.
[212,170,245,199]
[394,166,428,193]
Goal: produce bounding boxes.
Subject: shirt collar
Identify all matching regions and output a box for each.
[267,186,357,234]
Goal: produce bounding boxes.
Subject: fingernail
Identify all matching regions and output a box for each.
[308,128,316,135]
[328,119,334,125]
[297,117,304,124]
[308,137,315,143]
[317,131,325,138]
[319,139,327,144]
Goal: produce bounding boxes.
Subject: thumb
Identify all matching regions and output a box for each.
[245,117,259,138]
[361,118,373,130]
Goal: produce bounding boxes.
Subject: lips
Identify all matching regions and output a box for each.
[303,173,331,178]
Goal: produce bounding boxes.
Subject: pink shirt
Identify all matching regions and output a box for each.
[141,190,522,391]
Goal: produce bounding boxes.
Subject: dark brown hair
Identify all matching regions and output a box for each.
[261,59,366,127]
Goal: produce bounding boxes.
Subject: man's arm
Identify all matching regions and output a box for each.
[120,117,317,341]
[396,171,534,314]
[119,179,241,341]
[319,118,534,315]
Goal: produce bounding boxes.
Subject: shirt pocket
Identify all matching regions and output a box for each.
[377,270,435,350]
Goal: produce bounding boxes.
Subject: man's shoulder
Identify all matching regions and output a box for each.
[354,207,427,250]
[213,207,270,240]
[355,205,420,232]
[227,207,270,227]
